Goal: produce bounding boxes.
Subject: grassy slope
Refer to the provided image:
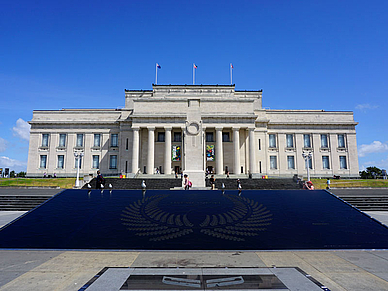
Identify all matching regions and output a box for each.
[311,179,388,189]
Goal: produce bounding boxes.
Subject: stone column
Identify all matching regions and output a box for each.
[249,128,256,173]
[233,128,240,174]
[131,127,139,173]
[164,127,172,175]
[216,127,223,175]
[147,127,155,174]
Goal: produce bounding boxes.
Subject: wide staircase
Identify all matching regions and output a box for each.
[331,189,388,211]
[84,177,301,190]
[0,195,54,211]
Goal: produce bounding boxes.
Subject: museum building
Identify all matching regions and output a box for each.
[27,84,359,179]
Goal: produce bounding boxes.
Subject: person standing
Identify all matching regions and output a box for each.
[210,175,216,190]
[184,174,191,190]
[96,170,105,189]
[326,178,331,190]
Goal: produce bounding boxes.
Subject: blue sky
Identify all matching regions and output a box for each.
[1,0,387,173]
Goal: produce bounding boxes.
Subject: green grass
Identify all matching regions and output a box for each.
[0,178,77,189]
[311,179,388,189]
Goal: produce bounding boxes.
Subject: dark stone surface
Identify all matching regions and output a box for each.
[0,189,387,250]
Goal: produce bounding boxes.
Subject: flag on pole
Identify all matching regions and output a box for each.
[156,63,161,69]
[230,64,234,69]
[194,64,198,69]
[155,63,161,84]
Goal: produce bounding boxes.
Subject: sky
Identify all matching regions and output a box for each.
[1,0,387,173]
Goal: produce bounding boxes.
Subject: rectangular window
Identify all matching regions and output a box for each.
[94,134,101,147]
[75,156,82,169]
[303,134,311,148]
[76,134,84,147]
[111,134,118,147]
[321,134,328,148]
[173,132,182,142]
[92,155,100,169]
[270,156,277,169]
[59,134,66,147]
[110,155,118,169]
[42,134,49,147]
[269,134,276,148]
[126,138,129,150]
[40,155,47,168]
[57,155,64,169]
[322,156,330,169]
[340,156,347,169]
[222,132,230,142]
[287,156,295,169]
[338,134,346,148]
[305,158,313,169]
[206,132,214,142]
[157,132,165,142]
[258,139,261,151]
[286,134,294,148]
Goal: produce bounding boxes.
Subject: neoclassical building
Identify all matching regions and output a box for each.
[27,84,359,180]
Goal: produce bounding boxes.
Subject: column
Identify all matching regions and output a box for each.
[216,127,223,175]
[249,128,256,173]
[164,127,172,175]
[147,127,155,174]
[233,128,240,174]
[131,127,140,173]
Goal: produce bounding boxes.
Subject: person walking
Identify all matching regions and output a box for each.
[326,178,331,190]
[184,174,191,190]
[210,175,216,190]
[96,170,105,189]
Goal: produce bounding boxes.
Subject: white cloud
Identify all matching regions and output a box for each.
[0,137,7,152]
[355,103,379,111]
[360,156,388,171]
[358,141,388,157]
[12,118,31,141]
[0,156,27,172]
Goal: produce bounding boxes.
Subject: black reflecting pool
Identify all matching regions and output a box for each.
[0,189,387,250]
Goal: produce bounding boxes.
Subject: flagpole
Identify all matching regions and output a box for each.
[230,63,232,85]
[193,63,195,85]
[155,63,158,85]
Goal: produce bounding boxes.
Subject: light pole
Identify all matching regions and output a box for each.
[74,152,84,188]
[302,151,313,181]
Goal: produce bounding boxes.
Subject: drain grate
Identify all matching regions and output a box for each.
[81,268,328,291]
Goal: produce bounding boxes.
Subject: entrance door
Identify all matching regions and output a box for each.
[174,166,180,174]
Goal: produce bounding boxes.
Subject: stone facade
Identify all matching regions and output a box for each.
[27,85,359,178]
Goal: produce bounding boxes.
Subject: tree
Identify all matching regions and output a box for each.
[10,170,15,178]
[359,166,382,179]
[17,171,26,177]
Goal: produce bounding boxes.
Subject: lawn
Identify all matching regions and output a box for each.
[311,178,388,189]
[0,178,77,189]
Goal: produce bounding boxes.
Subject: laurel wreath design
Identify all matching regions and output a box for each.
[121,194,272,242]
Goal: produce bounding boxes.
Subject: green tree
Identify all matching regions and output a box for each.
[10,170,15,178]
[359,166,382,179]
[17,171,26,177]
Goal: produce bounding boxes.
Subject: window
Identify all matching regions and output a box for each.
[157,132,165,142]
[173,132,182,142]
[206,132,214,142]
[340,156,347,169]
[303,134,311,148]
[222,132,230,142]
[258,139,261,150]
[287,156,295,169]
[269,134,276,148]
[270,156,277,169]
[40,155,47,168]
[338,134,345,148]
[42,134,49,147]
[126,138,129,150]
[322,156,330,169]
[57,155,64,169]
[110,155,118,169]
[111,134,118,147]
[76,134,84,147]
[75,156,82,169]
[286,134,294,148]
[92,155,99,169]
[305,158,313,169]
[59,134,66,147]
[94,134,101,147]
[321,134,328,148]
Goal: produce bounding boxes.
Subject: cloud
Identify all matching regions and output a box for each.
[12,118,31,141]
[360,156,388,171]
[358,141,388,157]
[0,138,7,152]
[355,103,379,111]
[0,156,27,172]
